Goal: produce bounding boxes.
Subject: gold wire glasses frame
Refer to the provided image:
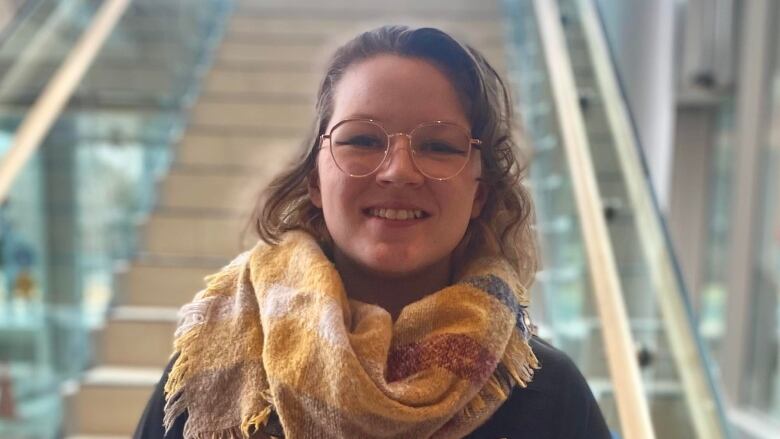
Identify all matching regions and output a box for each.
[319,118,483,181]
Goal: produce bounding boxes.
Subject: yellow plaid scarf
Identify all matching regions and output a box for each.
[164,231,538,438]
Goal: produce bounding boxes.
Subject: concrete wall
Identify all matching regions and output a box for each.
[595,0,676,210]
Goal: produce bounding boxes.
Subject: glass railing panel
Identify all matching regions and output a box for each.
[0,1,233,436]
[0,144,61,438]
[74,0,226,108]
[744,10,780,420]
[58,109,182,325]
[699,97,735,360]
[503,1,622,435]
[0,110,184,438]
[0,111,21,156]
[0,1,101,111]
[0,0,226,111]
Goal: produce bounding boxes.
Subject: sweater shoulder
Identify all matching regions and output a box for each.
[467,336,612,439]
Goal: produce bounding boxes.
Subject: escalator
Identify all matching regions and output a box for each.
[0,0,729,437]
[505,0,729,437]
[0,1,229,436]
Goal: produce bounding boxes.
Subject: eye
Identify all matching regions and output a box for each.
[417,141,467,155]
[335,134,385,149]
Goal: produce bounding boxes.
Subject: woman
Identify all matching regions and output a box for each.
[135,25,610,438]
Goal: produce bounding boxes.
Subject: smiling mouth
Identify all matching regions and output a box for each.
[364,208,429,220]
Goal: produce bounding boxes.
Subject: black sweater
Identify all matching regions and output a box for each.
[134,336,611,439]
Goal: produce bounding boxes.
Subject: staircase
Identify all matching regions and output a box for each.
[64,1,508,436]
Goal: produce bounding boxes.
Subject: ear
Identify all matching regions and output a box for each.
[470,181,487,219]
[307,170,323,208]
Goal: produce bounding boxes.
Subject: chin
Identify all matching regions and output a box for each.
[372,264,425,279]
[359,259,419,278]
[359,251,447,279]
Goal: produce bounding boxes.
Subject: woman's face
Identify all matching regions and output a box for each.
[309,54,485,277]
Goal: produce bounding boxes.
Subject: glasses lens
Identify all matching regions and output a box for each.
[330,121,387,176]
[411,124,471,179]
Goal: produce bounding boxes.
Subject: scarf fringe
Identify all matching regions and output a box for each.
[461,327,540,421]
[165,252,276,437]
[166,251,250,399]
[182,426,248,439]
[163,389,186,434]
[165,312,204,396]
[502,329,540,389]
[163,319,204,433]
[240,404,273,437]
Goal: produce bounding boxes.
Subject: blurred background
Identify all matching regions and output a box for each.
[0,0,777,438]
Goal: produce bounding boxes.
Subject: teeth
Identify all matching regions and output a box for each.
[369,208,425,220]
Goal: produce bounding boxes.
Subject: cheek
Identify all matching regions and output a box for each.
[456,161,482,210]
[470,155,482,175]
[317,158,361,216]
[438,182,479,220]
[316,157,342,202]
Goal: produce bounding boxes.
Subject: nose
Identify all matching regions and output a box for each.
[375,134,425,186]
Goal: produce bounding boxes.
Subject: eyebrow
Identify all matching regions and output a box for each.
[340,114,468,128]
[343,113,381,121]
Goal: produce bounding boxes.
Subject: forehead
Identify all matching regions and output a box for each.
[330,55,469,131]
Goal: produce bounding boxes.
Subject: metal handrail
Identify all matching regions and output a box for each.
[574,0,729,436]
[0,0,131,202]
[532,0,656,437]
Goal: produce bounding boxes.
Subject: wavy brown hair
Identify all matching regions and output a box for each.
[250,25,538,285]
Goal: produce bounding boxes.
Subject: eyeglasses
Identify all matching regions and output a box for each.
[319,118,482,180]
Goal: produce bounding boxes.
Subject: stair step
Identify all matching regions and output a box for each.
[66,435,130,439]
[216,41,324,66]
[157,168,265,212]
[141,212,251,259]
[135,252,233,268]
[211,36,507,72]
[118,263,217,308]
[202,67,319,97]
[235,0,500,15]
[98,308,177,368]
[65,368,160,436]
[174,132,302,168]
[224,16,506,46]
[82,366,164,387]
[160,129,300,209]
[111,306,180,322]
[189,99,313,131]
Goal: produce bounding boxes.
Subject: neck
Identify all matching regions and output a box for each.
[333,251,452,321]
